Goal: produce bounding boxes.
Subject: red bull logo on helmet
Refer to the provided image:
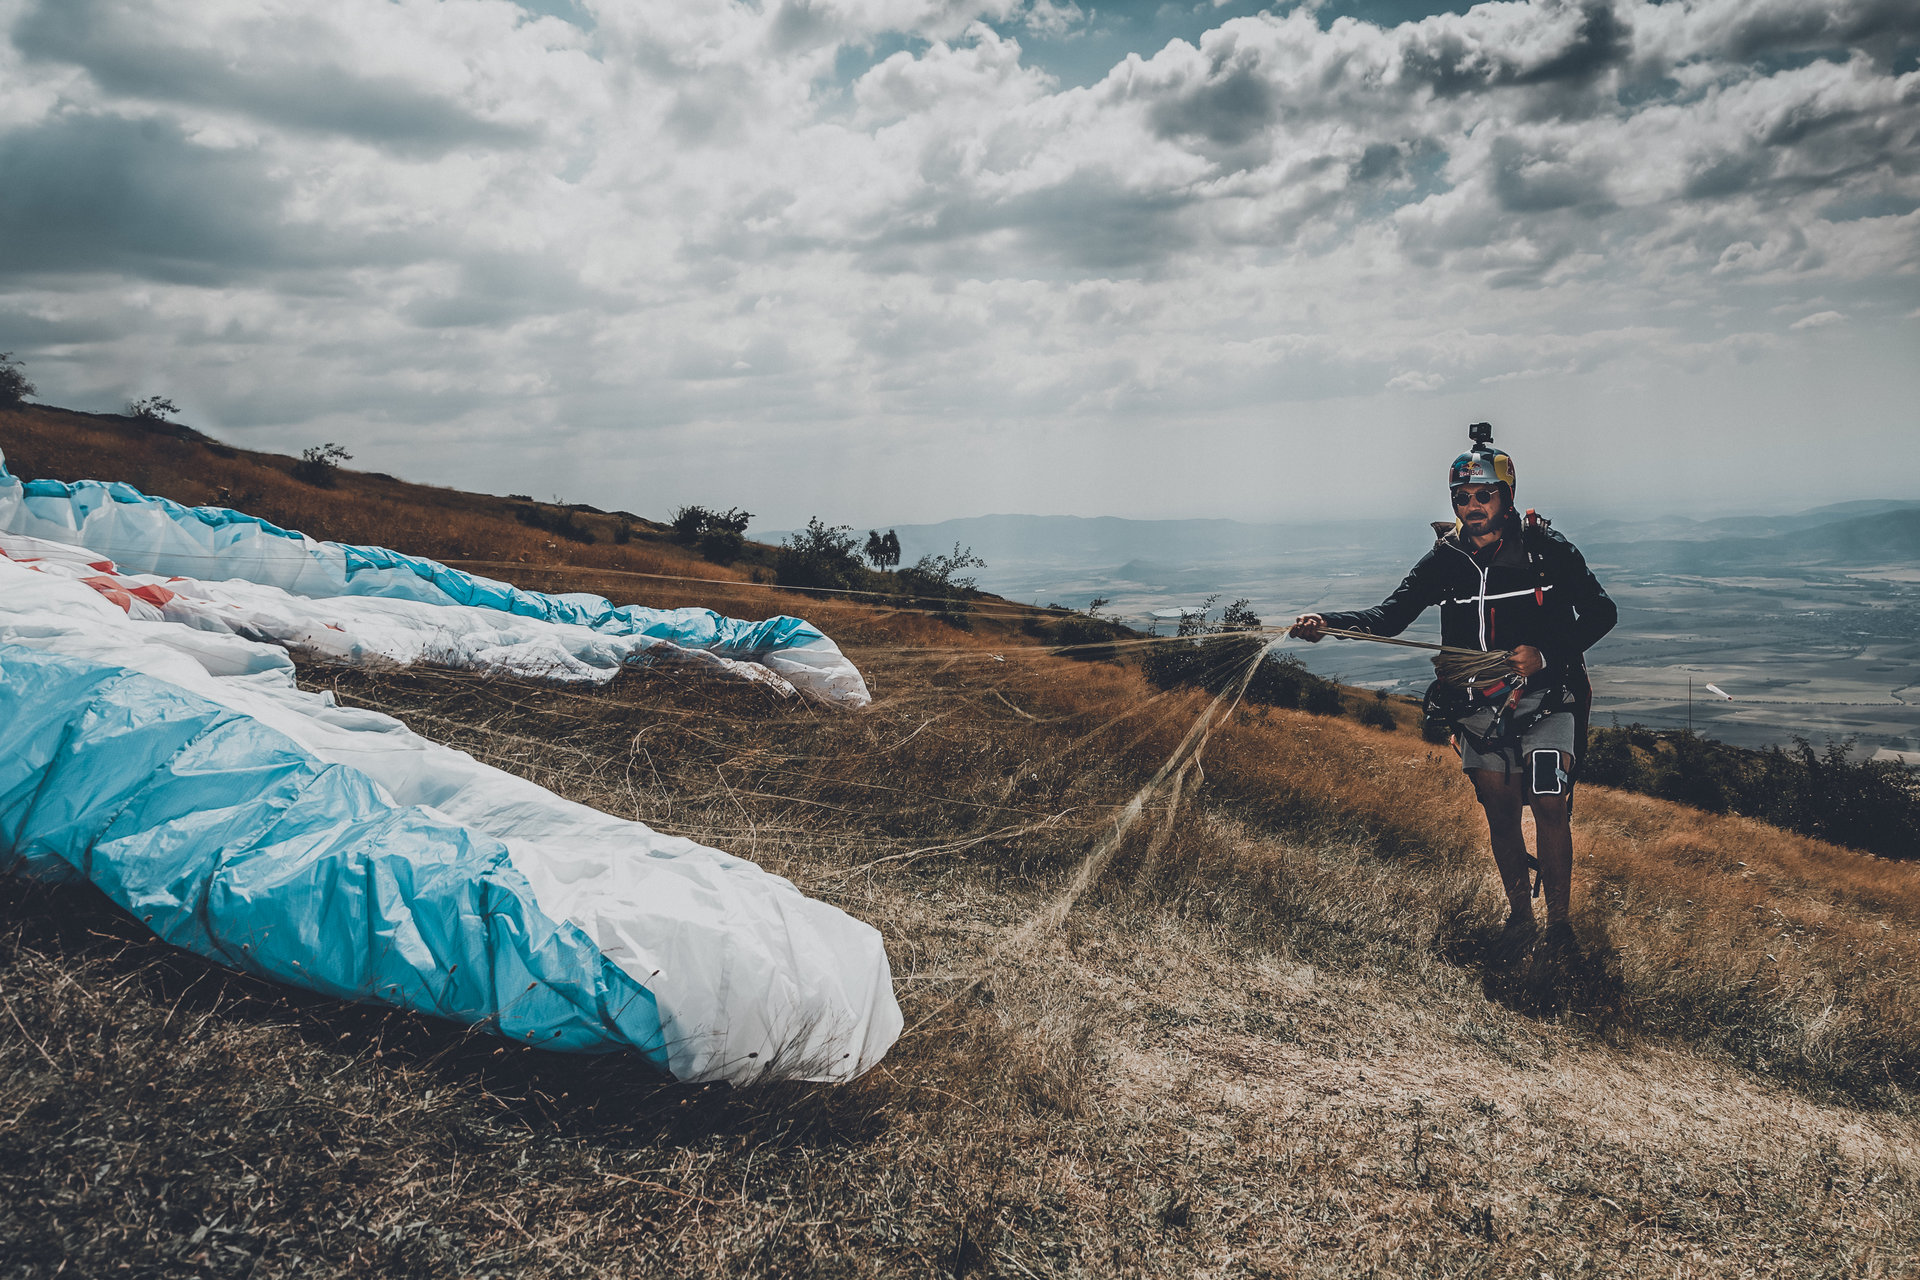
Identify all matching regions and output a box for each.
[1449,448,1516,491]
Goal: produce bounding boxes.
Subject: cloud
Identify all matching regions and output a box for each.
[0,114,312,283]
[1790,309,1847,328]
[0,0,1913,523]
[1648,0,1920,64]
[1022,0,1084,41]
[12,0,552,155]
[1145,36,1278,148]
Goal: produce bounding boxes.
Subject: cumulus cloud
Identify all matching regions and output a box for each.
[0,0,1913,522]
[12,0,562,153]
[1790,309,1847,328]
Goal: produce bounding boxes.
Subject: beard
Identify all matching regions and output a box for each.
[1461,501,1506,536]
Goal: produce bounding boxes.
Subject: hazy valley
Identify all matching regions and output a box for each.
[878,503,1920,755]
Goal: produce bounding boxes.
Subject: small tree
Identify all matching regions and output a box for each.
[669,505,708,542]
[292,442,352,487]
[129,395,178,423]
[776,518,865,590]
[864,529,902,570]
[899,542,984,594]
[897,542,987,622]
[670,505,754,562]
[697,507,751,562]
[0,353,35,404]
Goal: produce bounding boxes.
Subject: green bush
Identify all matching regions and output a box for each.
[513,502,595,544]
[1141,599,1348,716]
[670,505,753,563]
[1048,614,1122,660]
[291,442,352,488]
[1356,692,1398,732]
[776,518,865,591]
[128,395,178,423]
[1582,724,1919,860]
[894,543,986,623]
[0,352,34,404]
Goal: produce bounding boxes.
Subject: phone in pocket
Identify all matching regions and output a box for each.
[1529,749,1565,796]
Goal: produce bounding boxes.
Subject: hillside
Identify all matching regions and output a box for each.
[0,403,756,588]
[3,404,1919,1278]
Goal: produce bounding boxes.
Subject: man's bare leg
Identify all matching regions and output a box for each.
[1469,768,1535,924]
[1528,772,1573,928]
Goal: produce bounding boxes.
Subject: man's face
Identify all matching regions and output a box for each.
[1452,484,1506,534]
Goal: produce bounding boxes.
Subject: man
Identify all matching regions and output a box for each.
[1289,425,1616,960]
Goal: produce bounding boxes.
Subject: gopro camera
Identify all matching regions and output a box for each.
[1468,421,1494,447]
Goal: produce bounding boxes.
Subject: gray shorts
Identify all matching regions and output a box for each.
[1454,687,1577,781]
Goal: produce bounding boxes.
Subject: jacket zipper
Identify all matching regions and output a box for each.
[1446,542,1493,650]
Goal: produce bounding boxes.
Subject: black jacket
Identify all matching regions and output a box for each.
[1319,515,1616,690]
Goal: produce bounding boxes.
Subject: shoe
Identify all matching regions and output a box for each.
[1493,914,1536,967]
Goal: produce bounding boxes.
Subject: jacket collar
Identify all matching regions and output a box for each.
[1441,512,1525,566]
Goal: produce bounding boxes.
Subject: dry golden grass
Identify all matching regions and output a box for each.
[0,403,756,585]
[3,407,1918,1277]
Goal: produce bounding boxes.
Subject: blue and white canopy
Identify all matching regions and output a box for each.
[0,453,900,1083]
[0,458,869,705]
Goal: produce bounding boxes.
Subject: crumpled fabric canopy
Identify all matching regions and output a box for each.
[0,453,899,1083]
[0,454,870,705]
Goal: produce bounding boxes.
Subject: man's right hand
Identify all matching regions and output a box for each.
[1290,613,1327,642]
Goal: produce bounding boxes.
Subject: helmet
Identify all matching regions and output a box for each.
[1449,422,1515,497]
[1448,448,1515,491]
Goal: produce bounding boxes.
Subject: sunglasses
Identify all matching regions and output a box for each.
[1451,487,1502,508]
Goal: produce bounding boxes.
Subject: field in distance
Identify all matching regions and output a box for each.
[875,508,1920,754]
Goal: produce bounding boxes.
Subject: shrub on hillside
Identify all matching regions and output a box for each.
[670,505,753,563]
[513,502,595,544]
[0,352,35,404]
[895,542,986,623]
[292,442,352,487]
[1043,614,1124,661]
[128,396,178,424]
[1582,724,1920,860]
[1143,598,1347,715]
[1356,691,1398,732]
[776,518,864,591]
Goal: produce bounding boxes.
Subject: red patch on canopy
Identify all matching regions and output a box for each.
[78,576,175,613]
[80,575,136,612]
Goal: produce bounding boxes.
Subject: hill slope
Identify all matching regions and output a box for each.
[0,402,750,584]
[3,405,1918,1278]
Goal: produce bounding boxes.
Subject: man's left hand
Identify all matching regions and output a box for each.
[1509,644,1545,678]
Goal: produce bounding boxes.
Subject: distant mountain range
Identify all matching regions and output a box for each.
[865,500,1920,588]
[1578,499,1920,544]
[1587,504,1920,575]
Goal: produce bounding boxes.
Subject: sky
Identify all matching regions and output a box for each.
[0,0,1916,530]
